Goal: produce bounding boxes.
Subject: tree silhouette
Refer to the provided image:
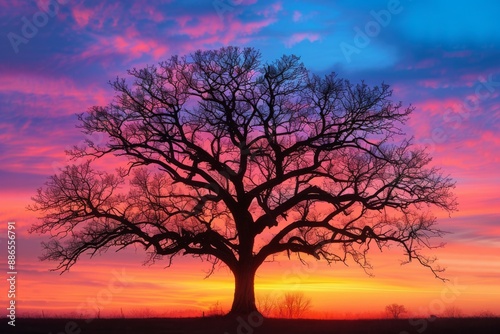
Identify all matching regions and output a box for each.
[256,294,278,317]
[257,292,311,318]
[277,292,312,318]
[385,303,407,319]
[29,46,456,316]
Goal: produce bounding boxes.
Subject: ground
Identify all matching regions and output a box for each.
[3,317,500,334]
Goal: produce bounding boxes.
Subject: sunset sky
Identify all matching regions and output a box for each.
[1,0,499,319]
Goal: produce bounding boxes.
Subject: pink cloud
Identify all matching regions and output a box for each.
[175,15,226,38]
[130,1,166,23]
[480,130,500,146]
[256,1,283,18]
[171,16,276,49]
[0,122,16,142]
[418,79,442,89]
[70,2,121,30]
[0,73,110,117]
[72,7,94,27]
[71,2,281,64]
[77,31,170,63]
[293,10,303,22]
[412,98,463,118]
[0,133,78,176]
[174,12,276,46]
[224,18,276,39]
[284,33,320,48]
[289,9,319,24]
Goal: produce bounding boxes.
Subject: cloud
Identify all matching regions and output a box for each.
[88,33,170,61]
[174,14,226,38]
[284,32,320,48]
[292,10,302,22]
[71,6,95,27]
[256,1,283,18]
[0,72,111,117]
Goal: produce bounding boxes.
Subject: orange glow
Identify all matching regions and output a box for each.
[6,207,500,319]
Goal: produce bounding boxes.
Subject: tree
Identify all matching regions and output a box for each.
[276,292,312,318]
[256,294,278,317]
[206,301,225,317]
[29,46,456,317]
[385,303,407,319]
[257,292,311,318]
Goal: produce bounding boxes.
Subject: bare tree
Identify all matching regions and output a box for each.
[385,303,407,319]
[29,46,456,316]
[207,301,225,317]
[276,292,311,318]
[257,294,278,317]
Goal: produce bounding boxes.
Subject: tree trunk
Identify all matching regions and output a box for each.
[228,265,259,316]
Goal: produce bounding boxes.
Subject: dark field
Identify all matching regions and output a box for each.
[4,317,500,334]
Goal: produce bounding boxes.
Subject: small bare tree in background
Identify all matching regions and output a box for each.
[277,292,312,318]
[385,303,407,319]
[257,294,278,317]
[207,301,225,317]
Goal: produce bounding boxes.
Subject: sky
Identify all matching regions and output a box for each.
[0,0,499,320]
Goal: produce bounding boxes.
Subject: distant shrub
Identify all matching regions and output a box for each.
[206,301,225,317]
[385,304,407,319]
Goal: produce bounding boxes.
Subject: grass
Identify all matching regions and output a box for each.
[3,316,500,334]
